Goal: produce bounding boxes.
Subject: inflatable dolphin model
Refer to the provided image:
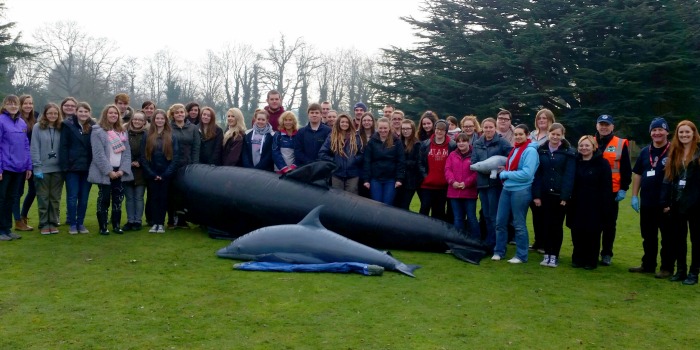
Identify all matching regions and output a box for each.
[217,206,420,277]
[177,163,487,264]
[470,155,507,179]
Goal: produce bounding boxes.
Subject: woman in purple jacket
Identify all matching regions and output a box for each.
[0,95,33,241]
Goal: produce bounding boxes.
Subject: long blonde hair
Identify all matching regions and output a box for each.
[223,108,246,146]
[330,114,359,157]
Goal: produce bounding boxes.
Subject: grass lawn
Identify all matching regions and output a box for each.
[1,186,699,349]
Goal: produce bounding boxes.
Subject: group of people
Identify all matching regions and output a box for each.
[1,91,698,285]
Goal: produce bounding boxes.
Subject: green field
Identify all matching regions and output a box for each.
[1,188,698,349]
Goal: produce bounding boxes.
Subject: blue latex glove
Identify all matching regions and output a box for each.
[631,195,639,213]
[34,172,44,179]
[615,189,626,202]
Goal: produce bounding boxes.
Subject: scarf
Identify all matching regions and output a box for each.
[107,130,127,154]
[251,123,272,154]
[506,140,530,171]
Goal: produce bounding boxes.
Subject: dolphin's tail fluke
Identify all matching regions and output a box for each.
[446,242,486,265]
[396,263,421,278]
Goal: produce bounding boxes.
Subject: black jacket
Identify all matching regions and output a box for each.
[566,151,612,232]
[242,132,274,171]
[59,115,95,172]
[140,134,180,180]
[199,126,223,165]
[660,144,700,214]
[403,140,423,190]
[362,133,405,182]
[127,128,147,186]
[533,140,576,201]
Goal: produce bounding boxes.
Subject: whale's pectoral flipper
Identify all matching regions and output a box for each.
[283,161,338,188]
[446,242,486,265]
[489,169,498,179]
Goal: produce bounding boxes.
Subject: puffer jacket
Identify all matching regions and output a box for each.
[532,140,576,201]
[0,112,32,173]
[171,119,201,167]
[362,133,405,182]
[471,133,513,189]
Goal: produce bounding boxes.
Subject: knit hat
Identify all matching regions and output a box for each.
[434,119,448,130]
[353,102,367,112]
[597,114,614,124]
[649,117,669,133]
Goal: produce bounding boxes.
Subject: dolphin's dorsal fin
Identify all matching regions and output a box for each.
[298,205,326,228]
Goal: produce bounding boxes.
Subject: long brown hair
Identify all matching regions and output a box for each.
[38,103,63,130]
[665,120,700,180]
[358,112,376,146]
[145,110,174,161]
[401,119,419,153]
[76,102,93,134]
[330,114,358,157]
[199,106,218,140]
[19,94,37,130]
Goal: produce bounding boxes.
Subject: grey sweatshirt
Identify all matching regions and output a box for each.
[30,123,62,174]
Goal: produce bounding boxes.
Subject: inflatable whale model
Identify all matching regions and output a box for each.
[217,206,420,277]
[470,155,507,179]
[176,163,487,264]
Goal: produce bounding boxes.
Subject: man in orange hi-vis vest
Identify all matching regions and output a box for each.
[595,114,632,267]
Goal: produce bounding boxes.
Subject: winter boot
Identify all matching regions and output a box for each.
[98,212,109,235]
[111,210,124,234]
[14,219,33,231]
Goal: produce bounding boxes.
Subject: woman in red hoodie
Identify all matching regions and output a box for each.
[445,133,479,239]
[418,120,456,221]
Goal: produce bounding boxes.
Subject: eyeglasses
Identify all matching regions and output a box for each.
[497,117,510,121]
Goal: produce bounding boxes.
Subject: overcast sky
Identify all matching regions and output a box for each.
[6,0,426,60]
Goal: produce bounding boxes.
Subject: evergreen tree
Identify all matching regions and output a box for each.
[0,1,32,96]
[378,0,700,141]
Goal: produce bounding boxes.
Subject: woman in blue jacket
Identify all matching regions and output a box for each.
[272,111,298,173]
[532,123,576,267]
[492,124,539,263]
[319,114,363,194]
[362,117,405,205]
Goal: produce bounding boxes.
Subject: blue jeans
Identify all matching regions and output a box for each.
[494,187,531,262]
[370,180,396,205]
[123,182,146,224]
[451,198,480,240]
[65,171,91,226]
[478,187,502,249]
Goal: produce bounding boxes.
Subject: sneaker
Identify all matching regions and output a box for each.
[156,225,165,233]
[601,255,612,266]
[508,257,524,264]
[7,232,22,239]
[547,256,559,268]
[540,254,550,266]
[41,228,52,235]
[655,270,672,279]
[491,255,502,261]
[132,223,142,231]
[50,227,59,234]
[149,224,158,233]
[0,234,12,241]
[682,273,698,285]
[69,225,78,235]
[77,225,89,234]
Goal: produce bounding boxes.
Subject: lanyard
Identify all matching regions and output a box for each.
[650,143,669,168]
[49,128,55,151]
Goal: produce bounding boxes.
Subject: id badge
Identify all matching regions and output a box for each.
[646,170,655,177]
[679,180,687,187]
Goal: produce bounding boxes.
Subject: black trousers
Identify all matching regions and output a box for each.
[394,187,416,210]
[419,188,449,222]
[0,171,23,233]
[670,205,700,275]
[530,201,544,248]
[639,206,673,271]
[600,193,619,257]
[572,228,602,268]
[147,179,169,226]
[541,194,567,257]
[96,174,124,226]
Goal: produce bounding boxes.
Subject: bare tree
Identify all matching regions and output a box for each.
[199,50,223,108]
[294,44,321,121]
[262,34,304,106]
[218,43,255,109]
[113,56,139,97]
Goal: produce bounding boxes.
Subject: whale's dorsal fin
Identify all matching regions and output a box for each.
[282,161,337,189]
[298,205,326,228]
